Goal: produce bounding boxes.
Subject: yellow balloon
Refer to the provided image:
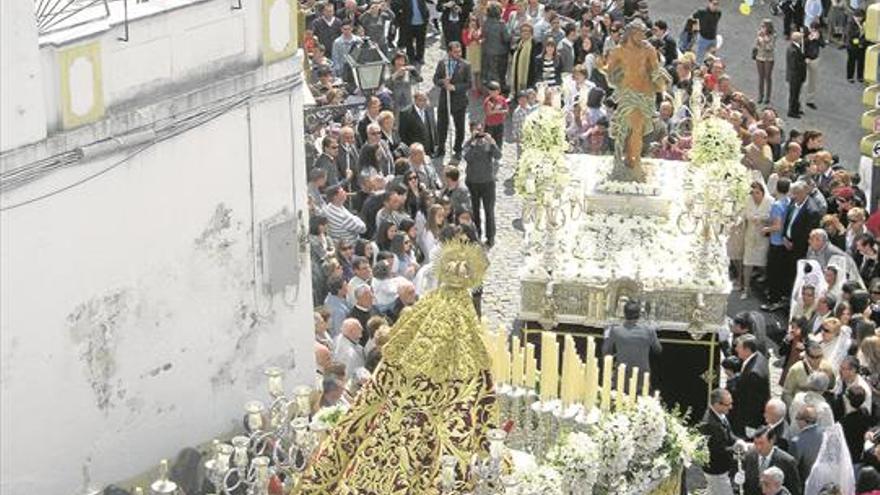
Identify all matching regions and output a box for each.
[739,2,751,15]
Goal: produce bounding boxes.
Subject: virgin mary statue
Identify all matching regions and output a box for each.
[294,241,498,494]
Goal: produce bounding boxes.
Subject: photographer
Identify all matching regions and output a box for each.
[463,122,501,247]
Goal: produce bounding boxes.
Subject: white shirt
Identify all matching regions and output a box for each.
[333,334,369,383]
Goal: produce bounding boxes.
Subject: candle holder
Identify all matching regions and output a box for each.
[553,404,581,442]
[149,459,179,494]
[264,366,285,399]
[440,454,460,494]
[470,429,508,495]
[732,440,747,494]
[202,378,320,494]
[530,400,561,460]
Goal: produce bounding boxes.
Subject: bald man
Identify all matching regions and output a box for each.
[333,318,370,385]
[387,280,418,323]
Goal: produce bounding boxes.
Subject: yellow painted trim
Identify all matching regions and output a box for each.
[261,0,298,64]
[863,109,880,132]
[58,40,104,129]
[868,4,880,43]
[861,133,880,157]
[866,45,880,84]
[864,85,880,108]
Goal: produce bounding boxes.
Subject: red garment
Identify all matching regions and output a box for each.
[867,210,880,237]
[483,95,508,127]
[705,73,719,91]
[462,27,481,47]
[502,3,517,21]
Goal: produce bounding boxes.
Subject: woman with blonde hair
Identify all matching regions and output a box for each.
[821,214,847,251]
[847,207,868,252]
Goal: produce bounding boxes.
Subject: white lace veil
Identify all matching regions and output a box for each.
[827,254,865,293]
[790,259,828,318]
[804,423,855,495]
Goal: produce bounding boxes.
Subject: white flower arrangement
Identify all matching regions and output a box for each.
[311,404,349,429]
[515,107,570,207]
[515,464,564,495]
[688,116,752,215]
[546,432,599,494]
[510,396,708,495]
[689,117,742,167]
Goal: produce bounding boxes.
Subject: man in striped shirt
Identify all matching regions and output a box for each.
[324,183,366,244]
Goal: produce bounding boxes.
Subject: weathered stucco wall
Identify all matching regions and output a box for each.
[0,88,314,494]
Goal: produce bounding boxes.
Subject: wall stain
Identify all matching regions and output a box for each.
[67,289,131,412]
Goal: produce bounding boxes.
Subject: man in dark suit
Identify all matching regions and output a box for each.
[732,335,771,437]
[356,96,383,145]
[743,426,802,495]
[314,135,341,183]
[398,91,437,156]
[433,41,472,161]
[782,180,822,302]
[699,388,741,494]
[392,0,429,64]
[786,32,807,118]
[788,405,824,484]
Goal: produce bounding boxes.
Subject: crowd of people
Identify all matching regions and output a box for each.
[300,0,880,492]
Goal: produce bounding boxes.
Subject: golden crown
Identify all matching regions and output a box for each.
[436,240,489,290]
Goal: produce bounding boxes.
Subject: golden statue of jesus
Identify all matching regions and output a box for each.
[606,19,667,183]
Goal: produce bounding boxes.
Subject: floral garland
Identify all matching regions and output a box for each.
[515,107,570,207]
[512,396,708,495]
[594,180,662,196]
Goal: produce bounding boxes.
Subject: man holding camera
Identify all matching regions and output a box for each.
[463,123,501,247]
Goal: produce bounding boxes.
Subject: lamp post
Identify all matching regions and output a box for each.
[345,39,390,97]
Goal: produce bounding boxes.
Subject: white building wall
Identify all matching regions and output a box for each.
[0,88,314,494]
[1,0,48,151]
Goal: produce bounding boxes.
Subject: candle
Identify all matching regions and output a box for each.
[562,336,577,405]
[616,363,626,407]
[583,356,596,410]
[511,336,523,387]
[628,366,639,405]
[642,371,651,397]
[524,343,536,389]
[601,355,613,411]
[541,333,559,400]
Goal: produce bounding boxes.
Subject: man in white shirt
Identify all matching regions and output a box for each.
[333,318,370,385]
[323,183,366,244]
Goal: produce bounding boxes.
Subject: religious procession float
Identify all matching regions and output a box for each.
[131,20,749,495]
[174,241,709,495]
[515,32,751,414]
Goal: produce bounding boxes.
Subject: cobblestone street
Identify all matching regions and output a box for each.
[416,35,525,332]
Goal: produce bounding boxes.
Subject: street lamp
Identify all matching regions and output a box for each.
[345,39,390,95]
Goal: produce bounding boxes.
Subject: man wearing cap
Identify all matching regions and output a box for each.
[324,183,367,244]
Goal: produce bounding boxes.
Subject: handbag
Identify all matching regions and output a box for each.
[751,47,758,60]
